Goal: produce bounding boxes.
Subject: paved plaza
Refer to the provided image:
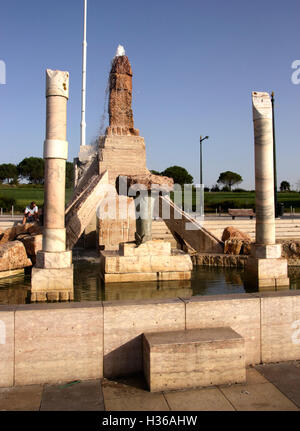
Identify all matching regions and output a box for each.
[0,361,299,411]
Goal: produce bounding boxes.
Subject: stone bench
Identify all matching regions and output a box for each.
[228,208,255,220]
[143,327,245,392]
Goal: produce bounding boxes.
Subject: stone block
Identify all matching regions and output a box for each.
[260,291,300,362]
[104,271,192,283]
[20,234,43,258]
[143,327,245,392]
[103,298,185,378]
[36,250,72,269]
[185,294,261,365]
[246,256,289,287]
[15,302,103,385]
[31,266,74,302]
[119,240,171,257]
[0,307,15,387]
[0,241,32,272]
[101,251,192,274]
[252,244,282,259]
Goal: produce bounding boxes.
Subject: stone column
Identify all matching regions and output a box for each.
[31,69,74,302]
[245,91,288,289]
[253,91,276,245]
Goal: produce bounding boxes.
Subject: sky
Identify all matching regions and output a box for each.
[0,0,300,189]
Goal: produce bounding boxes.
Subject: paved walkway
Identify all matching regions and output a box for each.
[0,362,300,411]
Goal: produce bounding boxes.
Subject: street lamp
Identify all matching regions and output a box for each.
[271,92,278,217]
[200,135,209,186]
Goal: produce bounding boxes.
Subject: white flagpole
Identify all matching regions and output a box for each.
[80,0,87,146]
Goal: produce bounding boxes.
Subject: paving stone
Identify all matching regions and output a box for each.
[101,374,151,400]
[164,387,235,411]
[220,382,299,411]
[40,379,104,411]
[246,368,269,385]
[104,393,169,411]
[0,385,43,411]
[255,361,300,408]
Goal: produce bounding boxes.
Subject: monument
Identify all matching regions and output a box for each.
[95,46,193,282]
[245,91,289,288]
[31,69,74,301]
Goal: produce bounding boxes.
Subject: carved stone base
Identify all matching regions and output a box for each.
[245,252,289,289]
[31,266,74,302]
[100,240,193,283]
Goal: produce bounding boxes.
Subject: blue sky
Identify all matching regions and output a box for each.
[0,0,299,189]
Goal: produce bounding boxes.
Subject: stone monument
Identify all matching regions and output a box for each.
[31,69,74,301]
[245,91,289,288]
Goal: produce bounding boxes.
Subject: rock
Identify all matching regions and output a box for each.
[281,241,300,259]
[222,226,252,242]
[0,241,32,272]
[0,223,42,245]
[20,234,43,264]
[224,239,243,255]
[107,54,139,136]
[241,241,252,255]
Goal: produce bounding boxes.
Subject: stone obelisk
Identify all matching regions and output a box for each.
[246,91,288,288]
[31,69,74,302]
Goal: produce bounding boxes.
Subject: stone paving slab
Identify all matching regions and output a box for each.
[104,393,170,411]
[255,361,300,408]
[164,387,234,411]
[0,364,300,411]
[220,382,299,411]
[40,379,104,411]
[0,385,43,411]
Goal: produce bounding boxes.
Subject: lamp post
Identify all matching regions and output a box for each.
[80,0,87,147]
[199,135,209,218]
[200,135,209,185]
[271,92,278,217]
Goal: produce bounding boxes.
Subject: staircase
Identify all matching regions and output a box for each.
[201,217,300,241]
[152,220,177,248]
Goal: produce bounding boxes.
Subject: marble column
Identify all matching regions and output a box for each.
[31,69,74,302]
[245,91,288,289]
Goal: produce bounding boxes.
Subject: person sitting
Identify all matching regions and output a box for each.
[22,201,39,225]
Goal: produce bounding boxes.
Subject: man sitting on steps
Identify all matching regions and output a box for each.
[22,201,39,225]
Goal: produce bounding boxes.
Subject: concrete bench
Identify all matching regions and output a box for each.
[228,209,255,220]
[143,327,245,392]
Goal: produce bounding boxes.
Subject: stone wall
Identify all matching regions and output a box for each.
[1,291,300,387]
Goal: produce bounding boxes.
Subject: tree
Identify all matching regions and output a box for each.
[66,161,74,188]
[280,180,290,192]
[18,157,44,184]
[217,171,242,191]
[161,166,193,186]
[0,163,18,183]
[150,170,161,175]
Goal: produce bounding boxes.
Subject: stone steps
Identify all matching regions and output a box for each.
[143,327,246,392]
[202,219,300,241]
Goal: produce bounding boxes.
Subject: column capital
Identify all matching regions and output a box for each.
[252,91,272,120]
[46,69,69,99]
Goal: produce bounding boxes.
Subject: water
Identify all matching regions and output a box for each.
[1,263,300,305]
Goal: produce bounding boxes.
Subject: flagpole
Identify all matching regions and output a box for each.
[80,0,87,147]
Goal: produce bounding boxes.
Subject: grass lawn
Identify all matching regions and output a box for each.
[0,185,72,213]
[1,185,300,213]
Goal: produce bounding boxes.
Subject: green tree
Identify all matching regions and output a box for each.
[66,161,74,188]
[150,170,161,175]
[161,166,193,186]
[18,157,44,184]
[280,180,290,192]
[217,171,242,191]
[0,163,18,183]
